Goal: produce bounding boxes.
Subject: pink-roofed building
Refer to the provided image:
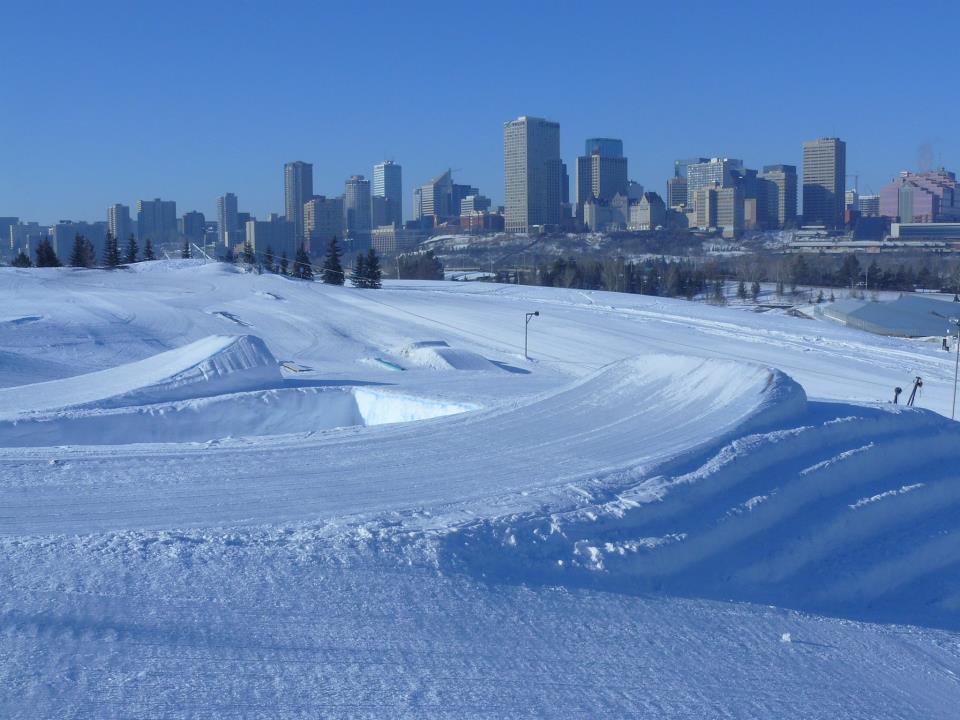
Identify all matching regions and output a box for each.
[880,169,960,223]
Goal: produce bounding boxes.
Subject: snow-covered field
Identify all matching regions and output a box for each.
[1,260,959,718]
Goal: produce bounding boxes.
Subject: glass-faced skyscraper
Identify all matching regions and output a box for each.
[802,138,846,228]
[503,116,561,234]
[284,161,313,248]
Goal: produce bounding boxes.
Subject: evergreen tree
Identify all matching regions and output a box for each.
[182,237,191,259]
[242,239,255,265]
[124,235,139,264]
[817,289,825,303]
[70,234,94,268]
[294,245,313,280]
[750,280,761,301]
[279,251,289,275]
[711,279,726,305]
[351,253,368,288]
[263,245,275,273]
[736,279,747,300]
[144,238,155,261]
[35,238,61,267]
[364,248,382,289]
[322,237,344,285]
[104,232,121,268]
[10,250,31,268]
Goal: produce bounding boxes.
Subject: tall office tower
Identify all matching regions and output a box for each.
[686,158,744,209]
[757,164,798,228]
[560,162,570,206]
[503,116,562,233]
[217,193,239,246]
[666,177,688,208]
[575,138,628,216]
[136,198,178,246]
[585,138,623,157]
[413,170,454,224]
[181,211,206,243]
[373,161,403,226]
[802,138,846,228]
[304,195,345,249]
[344,175,372,244]
[284,161,314,246]
[107,204,132,243]
[674,157,708,179]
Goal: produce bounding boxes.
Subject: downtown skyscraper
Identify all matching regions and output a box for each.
[373,161,402,227]
[217,192,239,247]
[503,116,561,233]
[802,138,846,228]
[284,161,313,248]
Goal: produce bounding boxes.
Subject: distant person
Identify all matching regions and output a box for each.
[944,337,950,352]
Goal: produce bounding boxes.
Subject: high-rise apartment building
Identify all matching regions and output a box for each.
[107,204,132,243]
[373,161,403,227]
[344,175,371,248]
[802,138,846,228]
[217,193,239,246]
[304,195,345,249]
[503,116,562,233]
[284,161,313,247]
[136,198,178,246]
[245,213,295,260]
[757,164,798,228]
[180,211,206,244]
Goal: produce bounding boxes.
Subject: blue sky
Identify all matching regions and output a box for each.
[2,0,957,223]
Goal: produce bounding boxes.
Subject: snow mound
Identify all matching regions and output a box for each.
[443,386,960,627]
[398,340,498,371]
[0,335,281,418]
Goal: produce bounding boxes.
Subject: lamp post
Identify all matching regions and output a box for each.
[525,311,539,359]
[951,317,960,420]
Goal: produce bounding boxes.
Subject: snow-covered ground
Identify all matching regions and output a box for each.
[1,260,959,718]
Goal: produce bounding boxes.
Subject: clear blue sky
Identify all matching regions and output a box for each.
[2,0,957,224]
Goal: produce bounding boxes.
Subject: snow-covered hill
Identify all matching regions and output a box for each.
[1,261,959,719]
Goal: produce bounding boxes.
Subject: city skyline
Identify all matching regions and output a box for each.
[2,1,957,224]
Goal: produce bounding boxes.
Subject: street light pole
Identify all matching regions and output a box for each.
[525,311,539,359]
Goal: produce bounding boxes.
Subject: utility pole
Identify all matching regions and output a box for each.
[952,317,960,420]
[524,311,539,359]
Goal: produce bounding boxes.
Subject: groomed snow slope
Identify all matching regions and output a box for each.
[2,263,960,718]
[0,354,802,535]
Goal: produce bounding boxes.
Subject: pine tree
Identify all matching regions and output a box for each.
[294,245,313,280]
[10,250,31,268]
[35,238,61,267]
[736,279,747,300]
[279,251,289,276]
[364,248,382,289]
[124,235,138,264]
[242,239,255,265]
[144,238,155,261]
[711,279,725,305]
[351,253,367,288]
[104,232,121,268]
[263,245,275,273]
[182,237,191,259]
[750,280,761,301]
[322,237,344,285]
[70,234,92,268]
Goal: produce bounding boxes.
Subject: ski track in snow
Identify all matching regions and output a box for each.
[1,261,959,718]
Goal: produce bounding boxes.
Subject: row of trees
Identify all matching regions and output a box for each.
[10,233,159,269]
[226,236,381,289]
[534,256,711,300]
